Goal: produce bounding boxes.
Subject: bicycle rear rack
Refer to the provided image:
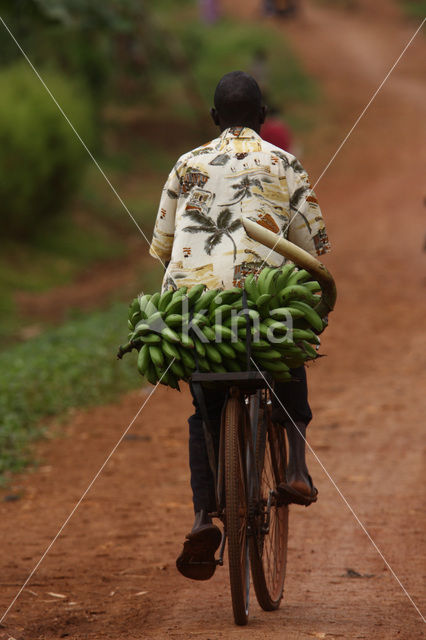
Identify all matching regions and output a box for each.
[191,370,273,394]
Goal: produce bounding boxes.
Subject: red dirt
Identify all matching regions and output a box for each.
[1,1,425,638]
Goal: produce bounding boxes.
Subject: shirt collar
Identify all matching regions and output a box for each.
[220,126,261,140]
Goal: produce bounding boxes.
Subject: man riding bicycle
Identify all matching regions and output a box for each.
[149,71,330,581]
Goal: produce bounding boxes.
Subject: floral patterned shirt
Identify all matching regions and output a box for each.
[149,127,330,291]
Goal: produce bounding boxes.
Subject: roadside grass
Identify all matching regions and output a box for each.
[0,266,164,484]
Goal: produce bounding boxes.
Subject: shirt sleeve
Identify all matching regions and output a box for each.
[149,164,181,262]
[285,159,331,257]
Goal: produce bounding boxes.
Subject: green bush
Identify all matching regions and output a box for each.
[0,62,94,237]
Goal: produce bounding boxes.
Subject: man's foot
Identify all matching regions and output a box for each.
[176,511,222,581]
[277,475,318,507]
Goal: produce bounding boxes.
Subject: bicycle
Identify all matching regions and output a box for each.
[191,369,288,626]
[190,221,336,625]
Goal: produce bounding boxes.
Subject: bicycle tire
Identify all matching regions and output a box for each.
[250,392,289,610]
[224,395,250,626]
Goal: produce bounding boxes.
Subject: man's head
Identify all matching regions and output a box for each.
[211,71,267,133]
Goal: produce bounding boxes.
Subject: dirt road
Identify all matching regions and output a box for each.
[1,2,425,638]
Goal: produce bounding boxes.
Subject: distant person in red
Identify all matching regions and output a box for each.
[199,0,219,24]
[261,105,293,153]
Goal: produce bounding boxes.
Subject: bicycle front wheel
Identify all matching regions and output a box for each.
[224,395,250,626]
[250,397,289,610]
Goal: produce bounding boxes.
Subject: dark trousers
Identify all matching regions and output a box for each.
[188,366,312,513]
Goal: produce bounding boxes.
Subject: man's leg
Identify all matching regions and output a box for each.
[188,382,224,520]
[271,365,318,505]
[176,383,225,580]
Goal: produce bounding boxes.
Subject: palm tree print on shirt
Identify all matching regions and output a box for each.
[183,209,242,261]
[223,175,264,205]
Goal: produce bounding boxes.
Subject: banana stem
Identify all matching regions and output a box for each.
[117,341,134,359]
[241,218,337,318]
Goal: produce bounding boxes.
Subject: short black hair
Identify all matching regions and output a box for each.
[214,71,262,123]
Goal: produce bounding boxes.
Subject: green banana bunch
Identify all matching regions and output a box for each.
[119,263,328,389]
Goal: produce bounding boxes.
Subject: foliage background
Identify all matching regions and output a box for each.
[0,0,318,480]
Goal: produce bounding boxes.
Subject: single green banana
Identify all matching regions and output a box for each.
[132,322,151,337]
[251,348,282,360]
[302,280,322,293]
[149,345,164,369]
[179,346,196,371]
[216,342,236,359]
[223,314,246,329]
[170,359,186,379]
[193,337,206,359]
[263,267,279,296]
[211,325,236,342]
[138,294,151,314]
[255,358,290,373]
[285,268,311,287]
[270,306,305,321]
[289,300,324,333]
[232,297,255,311]
[176,286,188,295]
[279,285,316,305]
[150,292,161,308]
[243,273,259,303]
[158,289,174,313]
[256,266,274,296]
[205,343,222,364]
[139,333,162,345]
[214,287,242,306]
[161,326,181,344]
[256,293,273,317]
[137,344,150,376]
[130,297,140,316]
[274,263,296,293]
[230,339,247,354]
[273,371,293,382]
[166,372,181,391]
[147,311,164,328]
[292,328,320,344]
[250,339,271,350]
[162,340,181,361]
[209,303,233,323]
[165,296,185,317]
[197,357,210,372]
[179,333,195,349]
[145,362,158,385]
[187,283,205,306]
[193,289,218,313]
[165,314,184,329]
[199,325,216,342]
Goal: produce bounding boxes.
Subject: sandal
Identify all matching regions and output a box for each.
[277,475,318,507]
[176,524,222,581]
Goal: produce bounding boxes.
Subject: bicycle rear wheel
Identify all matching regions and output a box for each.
[250,391,289,610]
[224,394,250,626]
